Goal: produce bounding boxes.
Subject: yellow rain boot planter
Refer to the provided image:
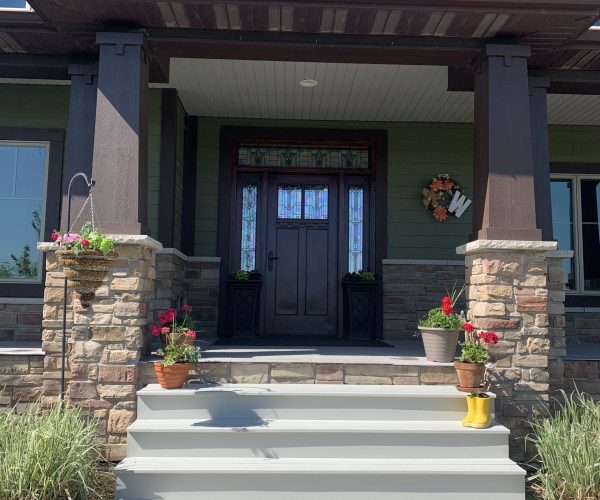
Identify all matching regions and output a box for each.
[462,394,476,427]
[462,394,493,429]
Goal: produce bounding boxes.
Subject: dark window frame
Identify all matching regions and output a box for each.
[0,127,64,298]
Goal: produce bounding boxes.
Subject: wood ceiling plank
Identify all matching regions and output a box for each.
[305,7,321,33]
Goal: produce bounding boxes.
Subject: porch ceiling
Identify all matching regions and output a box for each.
[170,58,600,125]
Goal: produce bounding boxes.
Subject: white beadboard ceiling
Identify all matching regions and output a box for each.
[170,58,600,125]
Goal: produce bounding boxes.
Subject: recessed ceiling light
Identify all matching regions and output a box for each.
[299,79,318,88]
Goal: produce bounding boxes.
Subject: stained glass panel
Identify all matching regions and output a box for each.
[348,186,364,273]
[241,184,257,271]
[278,186,302,219]
[304,186,328,220]
[238,144,370,169]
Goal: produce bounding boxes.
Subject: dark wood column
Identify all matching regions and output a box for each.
[158,88,178,247]
[91,32,149,235]
[472,44,542,241]
[181,115,198,256]
[529,77,553,241]
[61,63,98,231]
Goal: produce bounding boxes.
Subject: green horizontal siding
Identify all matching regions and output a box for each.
[0,84,70,129]
[147,89,162,239]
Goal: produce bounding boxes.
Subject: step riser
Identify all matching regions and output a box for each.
[115,473,524,500]
[137,394,478,421]
[127,431,508,460]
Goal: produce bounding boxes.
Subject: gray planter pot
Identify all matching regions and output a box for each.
[418,327,460,363]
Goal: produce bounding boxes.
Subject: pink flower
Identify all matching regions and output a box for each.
[159,308,177,325]
[81,239,90,248]
[161,327,171,334]
[186,329,196,340]
[463,322,475,333]
[182,304,192,313]
[150,326,162,337]
[50,231,59,241]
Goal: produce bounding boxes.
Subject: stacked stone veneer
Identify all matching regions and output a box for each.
[382,260,465,342]
[0,301,43,343]
[151,250,219,343]
[565,309,600,345]
[0,353,44,408]
[458,241,569,461]
[39,236,160,461]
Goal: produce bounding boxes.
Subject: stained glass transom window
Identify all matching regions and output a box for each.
[277,186,302,219]
[238,144,370,169]
[241,184,257,271]
[348,186,364,273]
[304,186,328,220]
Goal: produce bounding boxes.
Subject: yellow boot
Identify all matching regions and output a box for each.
[462,394,476,427]
[470,395,493,429]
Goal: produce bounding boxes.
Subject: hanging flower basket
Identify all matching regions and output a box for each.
[56,249,117,305]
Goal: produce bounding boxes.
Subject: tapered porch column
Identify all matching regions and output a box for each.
[473,44,541,241]
[61,63,98,231]
[91,32,149,235]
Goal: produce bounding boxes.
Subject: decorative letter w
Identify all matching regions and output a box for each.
[448,191,472,218]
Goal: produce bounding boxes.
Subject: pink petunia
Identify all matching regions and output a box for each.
[161,327,171,334]
[186,329,196,340]
[150,326,162,337]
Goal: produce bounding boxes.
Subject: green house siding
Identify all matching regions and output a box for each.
[0,84,70,129]
[147,89,162,239]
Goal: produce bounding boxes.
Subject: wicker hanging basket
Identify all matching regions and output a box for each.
[56,249,118,306]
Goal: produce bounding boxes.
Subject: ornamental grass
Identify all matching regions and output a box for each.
[528,390,600,500]
[0,401,103,499]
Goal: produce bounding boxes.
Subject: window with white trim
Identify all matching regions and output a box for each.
[550,176,600,293]
[0,142,49,282]
[0,1,31,10]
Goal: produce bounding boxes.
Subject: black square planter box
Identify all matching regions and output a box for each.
[228,280,261,338]
[342,280,377,340]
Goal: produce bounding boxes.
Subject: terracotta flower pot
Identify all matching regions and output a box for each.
[56,249,117,306]
[159,331,195,349]
[454,361,486,392]
[154,362,191,389]
[418,327,460,363]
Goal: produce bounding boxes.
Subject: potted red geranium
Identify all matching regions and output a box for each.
[150,306,200,389]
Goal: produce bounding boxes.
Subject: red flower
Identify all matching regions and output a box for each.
[159,308,177,325]
[150,326,162,337]
[50,231,59,241]
[182,304,193,314]
[478,331,498,345]
[433,205,448,221]
[430,179,443,192]
[186,329,196,340]
[441,303,453,315]
[443,180,454,191]
[463,322,475,333]
[442,296,452,305]
[81,239,90,248]
[161,327,171,334]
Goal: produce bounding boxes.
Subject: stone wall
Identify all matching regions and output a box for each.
[382,260,465,342]
[0,353,44,408]
[564,359,600,400]
[565,309,600,345]
[40,236,160,462]
[458,241,568,461]
[0,300,43,343]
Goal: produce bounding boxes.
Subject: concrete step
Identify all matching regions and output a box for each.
[114,457,525,500]
[127,419,509,459]
[137,384,479,421]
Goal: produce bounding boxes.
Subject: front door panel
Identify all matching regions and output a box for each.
[265,175,338,336]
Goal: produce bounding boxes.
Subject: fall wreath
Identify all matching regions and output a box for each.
[422,174,464,221]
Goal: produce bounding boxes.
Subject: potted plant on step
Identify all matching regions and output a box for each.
[418,287,465,363]
[52,222,117,306]
[228,269,262,338]
[342,270,377,340]
[152,309,200,389]
[456,322,498,429]
[151,305,197,349]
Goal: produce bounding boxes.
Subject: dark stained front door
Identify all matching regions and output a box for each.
[265,174,338,336]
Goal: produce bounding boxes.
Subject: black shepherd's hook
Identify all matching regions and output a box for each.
[60,173,95,402]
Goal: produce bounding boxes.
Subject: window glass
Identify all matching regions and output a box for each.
[0,143,48,282]
[550,180,575,289]
[581,180,600,291]
[0,1,27,8]
[240,184,257,271]
[277,186,302,219]
[304,186,328,220]
[348,186,364,273]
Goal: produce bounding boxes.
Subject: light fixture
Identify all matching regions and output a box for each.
[299,79,318,88]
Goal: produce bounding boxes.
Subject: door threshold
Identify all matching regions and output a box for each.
[212,337,392,348]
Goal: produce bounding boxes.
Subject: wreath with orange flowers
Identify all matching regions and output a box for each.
[421,174,462,221]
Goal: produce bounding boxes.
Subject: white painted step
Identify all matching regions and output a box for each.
[127,419,509,459]
[137,384,481,421]
[114,457,525,500]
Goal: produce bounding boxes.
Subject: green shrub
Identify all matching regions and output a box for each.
[528,390,600,500]
[0,402,102,499]
[418,307,463,330]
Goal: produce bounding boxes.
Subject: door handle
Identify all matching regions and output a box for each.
[268,251,279,271]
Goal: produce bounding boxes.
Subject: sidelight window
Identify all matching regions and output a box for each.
[241,184,258,271]
[348,186,364,273]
